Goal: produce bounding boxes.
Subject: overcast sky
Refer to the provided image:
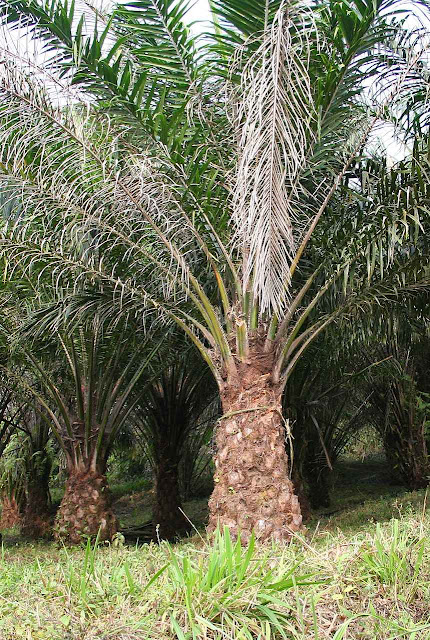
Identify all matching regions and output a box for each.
[187,0,212,26]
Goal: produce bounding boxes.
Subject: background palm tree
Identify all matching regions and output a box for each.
[0,381,28,530]
[0,0,429,541]
[285,340,373,510]
[363,334,430,489]
[132,346,218,538]
[19,406,53,539]
[14,322,159,543]
[0,436,27,530]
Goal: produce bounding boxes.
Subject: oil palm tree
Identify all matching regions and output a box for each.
[0,408,52,538]
[16,322,160,543]
[132,347,218,539]
[285,337,382,510]
[0,436,27,530]
[19,407,53,539]
[0,382,28,530]
[179,401,219,502]
[363,335,430,489]
[0,0,430,541]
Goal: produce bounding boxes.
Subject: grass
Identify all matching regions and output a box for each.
[2,455,430,639]
[308,453,421,534]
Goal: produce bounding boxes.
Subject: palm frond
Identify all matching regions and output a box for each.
[231,3,316,314]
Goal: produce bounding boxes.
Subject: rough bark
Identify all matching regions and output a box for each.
[54,469,118,544]
[208,365,302,543]
[0,492,24,530]
[21,480,52,540]
[153,455,191,540]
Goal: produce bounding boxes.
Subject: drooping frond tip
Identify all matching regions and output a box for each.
[231,2,316,315]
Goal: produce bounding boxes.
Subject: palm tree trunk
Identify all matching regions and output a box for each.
[208,370,302,543]
[0,491,24,530]
[153,451,191,540]
[21,473,52,539]
[54,463,118,544]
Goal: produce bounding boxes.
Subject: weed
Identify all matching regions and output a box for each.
[361,519,425,587]
[162,526,322,639]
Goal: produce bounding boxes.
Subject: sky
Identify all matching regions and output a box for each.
[186,0,212,27]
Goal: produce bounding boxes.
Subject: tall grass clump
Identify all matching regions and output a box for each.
[361,519,425,589]
[161,527,321,639]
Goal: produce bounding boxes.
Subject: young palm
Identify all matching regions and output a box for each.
[363,336,430,489]
[0,436,27,530]
[1,0,430,541]
[18,323,159,543]
[0,409,52,537]
[285,339,380,509]
[132,348,218,539]
[19,407,53,539]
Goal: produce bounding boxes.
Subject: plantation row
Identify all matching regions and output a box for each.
[0,0,429,545]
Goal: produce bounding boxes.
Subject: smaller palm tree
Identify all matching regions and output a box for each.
[21,322,159,543]
[179,403,218,502]
[133,349,218,539]
[0,435,27,530]
[0,383,27,530]
[19,407,53,539]
[365,340,430,490]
